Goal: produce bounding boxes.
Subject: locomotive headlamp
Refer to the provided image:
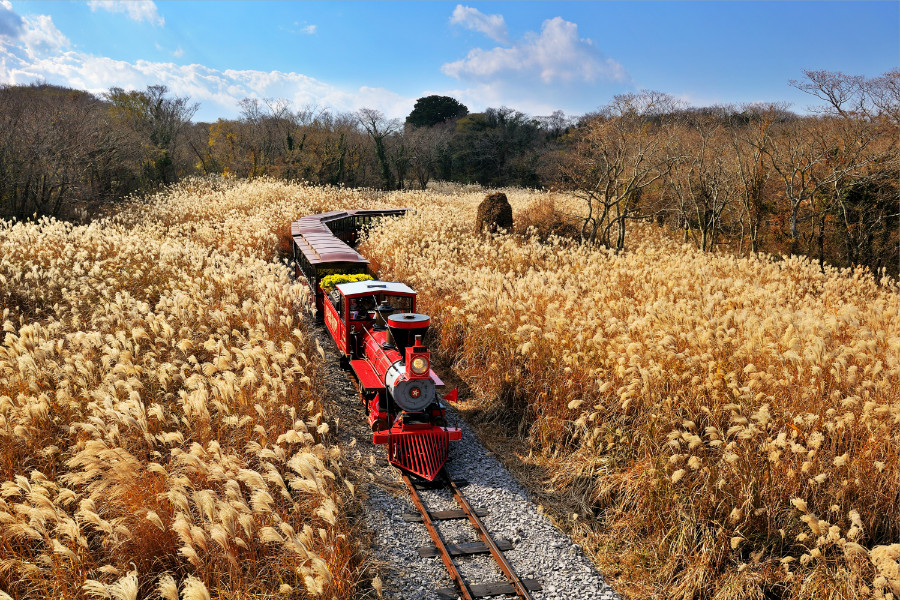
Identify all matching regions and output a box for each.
[411,356,429,375]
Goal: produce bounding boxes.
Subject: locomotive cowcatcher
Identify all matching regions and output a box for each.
[323,280,461,480]
[290,209,460,481]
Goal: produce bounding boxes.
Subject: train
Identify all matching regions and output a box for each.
[291,210,461,481]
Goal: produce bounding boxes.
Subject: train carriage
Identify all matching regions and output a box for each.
[291,209,409,317]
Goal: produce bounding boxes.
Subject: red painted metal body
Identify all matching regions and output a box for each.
[375,423,462,481]
[350,359,383,391]
[323,279,460,480]
[362,328,403,380]
[323,297,347,354]
[358,320,460,480]
[293,211,460,480]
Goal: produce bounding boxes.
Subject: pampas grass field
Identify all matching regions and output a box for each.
[0,178,391,599]
[1,177,897,599]
[360,188,900,600]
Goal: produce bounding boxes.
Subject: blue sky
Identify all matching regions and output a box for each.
[0,1,896,122]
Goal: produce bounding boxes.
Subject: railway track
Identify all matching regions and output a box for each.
[314,309,617,599]
[402,472,542,600]
[341,362,541,599]
[294,213,608,597]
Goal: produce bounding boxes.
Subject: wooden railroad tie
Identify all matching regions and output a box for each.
[412,478,468,490]
[418,538,514,558]
[402,508,488,523]
[435,579,543,599]
[402,471,538,600]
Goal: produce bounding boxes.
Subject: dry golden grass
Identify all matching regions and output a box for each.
[0,177,388,599]
[360,188,900,600]
[5,178,895,599]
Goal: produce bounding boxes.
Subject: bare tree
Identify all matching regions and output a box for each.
[357,108,399,190]
[0,83,139,219]
[730,104,782,254]
[764,117,830,256]
[405,123,451,189]
[293,110,369,186]
[557,91,680,250]
[868,69,900,126]
[106,85,198,185]
[536,110,573,139]
[791,70,868,118]
[790,70,887,268]
[668,111,739,251]
[236,97,320,178]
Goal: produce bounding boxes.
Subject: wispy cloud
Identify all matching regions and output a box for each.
[443,16,626,85]
[87,0,164,27]
[281,22,318,36]
[154,42,184,58]
[449,5,508,44]
[0,2,70,60]
[0,3,412,119]
[19,14,70,57]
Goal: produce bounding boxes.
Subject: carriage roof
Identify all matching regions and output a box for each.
[291,209,408,266]
[336,280,416,297]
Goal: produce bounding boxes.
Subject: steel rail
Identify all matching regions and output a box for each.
[447,476,536,600]
[402,474,475,600]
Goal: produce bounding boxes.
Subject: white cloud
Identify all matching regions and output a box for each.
[443,16,626,85]
[449,5,508,44]
[0,40,414,120]
[20,14,70,58]
[1,1,69,58]
[88,1,164,27]
[0,2,412,120]
[301,24,317,35]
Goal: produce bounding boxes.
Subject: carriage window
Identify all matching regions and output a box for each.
[349,296,377,320]
[385,295,412,313]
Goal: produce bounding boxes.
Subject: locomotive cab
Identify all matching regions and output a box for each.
[323,280,416,360]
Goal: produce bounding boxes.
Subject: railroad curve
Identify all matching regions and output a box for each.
[294,209,622,599]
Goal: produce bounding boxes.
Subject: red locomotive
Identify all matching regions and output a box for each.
[291,210,460,481]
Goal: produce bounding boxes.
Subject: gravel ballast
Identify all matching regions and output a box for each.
[317,327,621,600]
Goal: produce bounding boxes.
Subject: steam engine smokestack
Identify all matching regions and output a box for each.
[387,313,430,355]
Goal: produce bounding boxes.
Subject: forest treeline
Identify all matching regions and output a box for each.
[1,70,897,274]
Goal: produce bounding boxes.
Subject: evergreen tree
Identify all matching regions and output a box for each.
[406,95,468,128]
